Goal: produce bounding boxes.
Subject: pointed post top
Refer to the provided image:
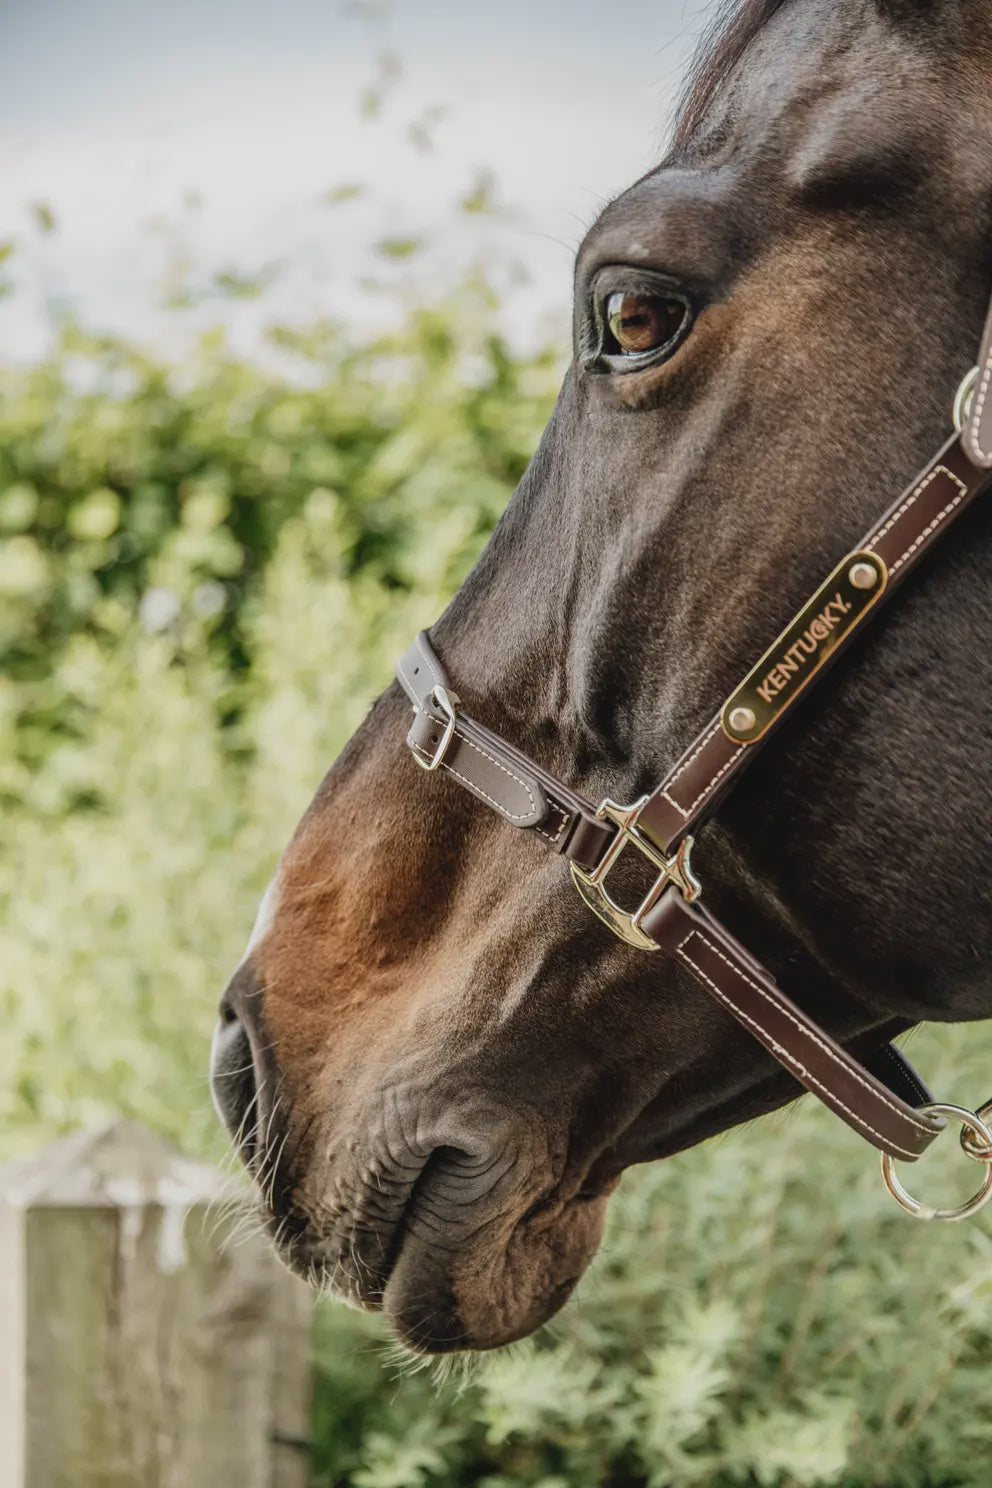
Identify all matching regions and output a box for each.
[0,1121,235,1209]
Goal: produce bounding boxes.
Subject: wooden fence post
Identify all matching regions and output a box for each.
[0,1122,312,1488]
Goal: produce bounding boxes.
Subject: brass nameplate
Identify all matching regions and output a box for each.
[722,550,888,744]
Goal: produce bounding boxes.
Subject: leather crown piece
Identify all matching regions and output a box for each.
[397,329,992,1164]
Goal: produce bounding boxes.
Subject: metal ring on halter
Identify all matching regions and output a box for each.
[953,366,979,434]
[960,1099,992,1162]
[881,1103,992,1222]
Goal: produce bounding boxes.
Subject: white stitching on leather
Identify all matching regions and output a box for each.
[665,465,968,825]
[411,731,538,822]
[970,338,992,461]
[678,743,745,816]
[666,721,722,790]
[889,483,968,574]
[415,636,445,689]
[396,653,420,702]
[686,930,934,1137]
[454,733,538,817]
[678,930,934,1142]
[869,467,945,546]
[868,465,964,560]
[535,807,569,845]
[412,725,564,838]
[649,463,967,830]
[677,942,919,1160]
[659,721,745,820]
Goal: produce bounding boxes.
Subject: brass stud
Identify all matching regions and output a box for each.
[728,706,757,735]
[849,561,879,591]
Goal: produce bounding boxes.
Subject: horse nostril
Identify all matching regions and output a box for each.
[209,1013,259,1158]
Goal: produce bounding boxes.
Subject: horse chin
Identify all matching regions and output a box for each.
[381,1191,610,1354]
[268,1118,613,1352]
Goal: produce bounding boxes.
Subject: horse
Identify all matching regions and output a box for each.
[210,0,992,1354]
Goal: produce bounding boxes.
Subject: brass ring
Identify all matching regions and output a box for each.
[961,1100,992,1162]
[881,1103,992,1222]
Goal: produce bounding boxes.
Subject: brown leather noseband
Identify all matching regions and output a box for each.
[397,296,992,1222]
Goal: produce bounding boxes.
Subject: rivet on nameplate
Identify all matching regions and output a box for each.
[728,706,757,735]
[849,562,879,591]
[721,549,888,744]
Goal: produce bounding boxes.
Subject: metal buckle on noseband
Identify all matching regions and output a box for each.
[570,798,702,952]
[411,685,460,772]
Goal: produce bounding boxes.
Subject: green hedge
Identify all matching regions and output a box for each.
[0,280,558,789]
[3,290,992,1487]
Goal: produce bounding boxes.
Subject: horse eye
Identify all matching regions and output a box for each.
[604,291,690,360]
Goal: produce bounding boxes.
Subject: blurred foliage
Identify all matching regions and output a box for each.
[3,279,992,1488]
[0,278,557,798]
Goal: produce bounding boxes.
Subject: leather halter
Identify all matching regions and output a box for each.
[397,295,992,1214]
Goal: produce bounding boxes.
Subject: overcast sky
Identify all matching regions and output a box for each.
[0,0,715,358]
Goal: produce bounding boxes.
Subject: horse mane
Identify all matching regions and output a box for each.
[671,0,794,151]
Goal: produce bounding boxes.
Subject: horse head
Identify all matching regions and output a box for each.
[211,0,992,1352]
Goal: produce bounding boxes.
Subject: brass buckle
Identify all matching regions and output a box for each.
[570,798,702,951]
[412,685,460,772]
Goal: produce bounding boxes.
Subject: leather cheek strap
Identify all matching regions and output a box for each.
[636,435,990,857]
[639,888,944,1162]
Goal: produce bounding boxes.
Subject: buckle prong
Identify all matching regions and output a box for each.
[570,797,702,951]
